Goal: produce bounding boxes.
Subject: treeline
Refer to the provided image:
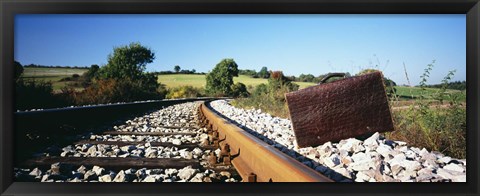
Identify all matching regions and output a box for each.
[154,65,205,75]
[154,70,205,75]
[238,67,270,78]
[418,80,466,91]
[23,64,89,69]
[293,73,353,83]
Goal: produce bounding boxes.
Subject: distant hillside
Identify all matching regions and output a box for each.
[23,64,89,69]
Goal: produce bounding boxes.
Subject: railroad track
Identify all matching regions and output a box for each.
[15,101,241,182]
[14,99,332,182]
[198,102,332,182]
[14,99,467,183]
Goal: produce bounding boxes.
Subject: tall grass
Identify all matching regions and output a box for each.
[231,71,298,119]
[385,61,466,158]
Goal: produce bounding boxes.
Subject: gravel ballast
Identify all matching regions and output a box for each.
[210,100,466,182]
[14,101,240,182]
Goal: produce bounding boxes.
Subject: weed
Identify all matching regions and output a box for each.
[166,85,205,99]
[385,61,466,158]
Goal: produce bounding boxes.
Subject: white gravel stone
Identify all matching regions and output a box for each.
[92,166,105,176]
[402,160,422,172]
[178,166,197,180]
[165,168,178,177]
[324,154,341,167]
[172,139,182,145]
[143,176,156,182]
[355,171,371,182]
[376,144,393,158]
[451,175,466,182]
[29,168,42,177]
[363,133,380,149]
[437,156,452,164]
[388,154,406,167]
[113,170,126,182]
[99,175,112,182]
[443,163,465,173]
[84,170,97,181]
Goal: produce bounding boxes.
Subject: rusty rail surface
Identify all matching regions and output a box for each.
[198,102,333,182]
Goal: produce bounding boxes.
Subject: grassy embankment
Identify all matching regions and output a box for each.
[20,67,88,92]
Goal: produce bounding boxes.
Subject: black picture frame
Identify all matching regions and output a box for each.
[1,0,478,196]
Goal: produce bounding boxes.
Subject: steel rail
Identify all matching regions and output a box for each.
[14,97,220,164]
[199,101,332,182]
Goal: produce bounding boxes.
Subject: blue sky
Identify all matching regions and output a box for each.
[15,14,466,85]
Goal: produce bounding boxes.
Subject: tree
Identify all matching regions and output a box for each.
[14,61,24,81]
[83,64,100,80]
[92,43,165,101]
[205,58,239,96]
[258,66,270,78]
[100,42,155,81]
[174,65,181,73]
[268,71,298,92]
[298,74,315,82]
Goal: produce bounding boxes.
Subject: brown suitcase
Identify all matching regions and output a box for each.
[285,71,395,148]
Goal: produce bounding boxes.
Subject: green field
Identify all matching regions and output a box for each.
[20,67,88,91]
[157,74,316,89]
[22,67,88,77]
[21,68,316,91]
[394,86,466,102]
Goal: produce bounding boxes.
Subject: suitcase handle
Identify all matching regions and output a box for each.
[319,72,347,84]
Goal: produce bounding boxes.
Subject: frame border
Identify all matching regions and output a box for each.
[1,0,479,196]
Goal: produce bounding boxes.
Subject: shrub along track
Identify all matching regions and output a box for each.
[14,99,332,182]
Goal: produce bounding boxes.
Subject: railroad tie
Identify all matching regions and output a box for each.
[20,156,201,170]
[102,131,197,136]
[73,140,217,150]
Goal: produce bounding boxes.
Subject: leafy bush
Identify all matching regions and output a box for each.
[205,58,239,96]
[166,86,204,99]
[16,79,70,110]
[14,61,24,81]
[267,71,299,101]
[72,78,165,105]
[82,65,100,80]
[59,77,72,82]
[231,82,250,98]
[231,70,299,118]
[72,43,163,104]
[231,88,290,118]
[252,83,269,96]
